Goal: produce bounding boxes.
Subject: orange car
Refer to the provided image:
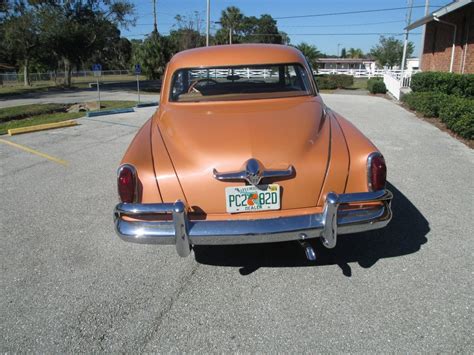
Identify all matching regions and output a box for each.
[114,44,392,260]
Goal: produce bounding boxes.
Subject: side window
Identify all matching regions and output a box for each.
[304,58,319,93]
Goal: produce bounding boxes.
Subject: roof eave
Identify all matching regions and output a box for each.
[405,0,473,30]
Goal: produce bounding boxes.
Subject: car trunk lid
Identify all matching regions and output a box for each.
[154,96,330,214]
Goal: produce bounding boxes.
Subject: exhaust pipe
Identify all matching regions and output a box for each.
[299,234,316,261]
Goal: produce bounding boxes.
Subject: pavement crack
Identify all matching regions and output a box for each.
[140,260,200,351]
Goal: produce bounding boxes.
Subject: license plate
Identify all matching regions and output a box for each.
[225,184,280,213]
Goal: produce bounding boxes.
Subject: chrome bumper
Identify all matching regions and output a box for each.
[114,190,392,257]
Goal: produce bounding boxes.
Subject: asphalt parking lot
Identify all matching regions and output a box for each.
[1,94,473,352]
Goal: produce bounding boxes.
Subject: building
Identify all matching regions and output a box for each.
[315,58,376,72]
[407,0,473,73]
[406,58,420,71]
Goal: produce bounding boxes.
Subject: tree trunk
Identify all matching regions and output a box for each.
[64,58,72,87]
[24,58,30,87]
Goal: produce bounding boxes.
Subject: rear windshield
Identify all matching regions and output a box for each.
[169,63,313,102]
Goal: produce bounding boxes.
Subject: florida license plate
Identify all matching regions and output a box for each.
[225,184,280,213]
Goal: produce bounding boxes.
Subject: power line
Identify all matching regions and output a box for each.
[124,32,421,38]
[274,5,435,20]
[280,20,406,28]
[245,33,422,36]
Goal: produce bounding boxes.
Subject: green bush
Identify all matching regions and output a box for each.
[367,77,383,92]
[401,92,450,117]
[410,72,474,98]
[369,81,387,94]
[403,91,473,139]
[315,75,337,90]
[315,74,354,90]
[439,96,474,139]
[332,74,354,88]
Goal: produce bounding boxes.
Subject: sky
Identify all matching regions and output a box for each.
[121,0,448,57]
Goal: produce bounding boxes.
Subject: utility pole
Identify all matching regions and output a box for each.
[401,0,414,74]
[153,0,158,33]
[419,0,430,69]
[229,26,232,44]
[206,0,210,46]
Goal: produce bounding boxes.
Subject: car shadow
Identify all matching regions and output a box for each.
[193,182,429,276]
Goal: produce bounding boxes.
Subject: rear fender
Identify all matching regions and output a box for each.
[333,112,380,193]
[120,118,162,203]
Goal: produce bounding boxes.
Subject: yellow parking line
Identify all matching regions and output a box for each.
[0,138,69,166]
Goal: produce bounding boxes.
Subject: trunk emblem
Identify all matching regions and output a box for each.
[213,158,294,186]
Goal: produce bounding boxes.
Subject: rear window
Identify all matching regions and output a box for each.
[169,63,313,102]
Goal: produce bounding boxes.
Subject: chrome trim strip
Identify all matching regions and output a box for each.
[213,158,294,186]
[114,190,393,255]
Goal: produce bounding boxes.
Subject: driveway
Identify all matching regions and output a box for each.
[1,94,472,352]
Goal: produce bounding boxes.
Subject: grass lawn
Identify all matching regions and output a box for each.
[0,101,137,135]
[349,78,369,90]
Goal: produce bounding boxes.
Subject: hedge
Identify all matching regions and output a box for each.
[368,79,387,94]
[315,74,354,90]
[402,91,473,139]
[401,92,450,117]
[410,72,474,98]
[439,97,474,139]
[367,77,382,92]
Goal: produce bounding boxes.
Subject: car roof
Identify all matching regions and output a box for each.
[168,44,306,69]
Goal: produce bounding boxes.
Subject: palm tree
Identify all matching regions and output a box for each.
[220,6,243,44]
[295,42,321,68]
[347,48,364,58]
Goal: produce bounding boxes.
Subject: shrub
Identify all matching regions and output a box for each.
[439,96,474,139]
[315,75,337,90]
[332,74,354,89]
[369,81,387,94]
[410,72,474,98]
[403,91,473,139]
[315,74,354,90]
[367,77,383,92]
[401,91,450,117]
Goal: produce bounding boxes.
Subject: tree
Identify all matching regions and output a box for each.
[219,6,243,44]
[3,4,40,86]
[215,9,283,45]
[340,47,346,58]
[370,36,414,68]
[38,0,135,86]
[168,13,205,51]
[246,14,281,44]
[135,32,171,80]
[279,31,290,45]
[295,42,321,68]
[347,48,364,58]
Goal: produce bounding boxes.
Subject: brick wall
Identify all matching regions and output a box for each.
[421,3,474,73]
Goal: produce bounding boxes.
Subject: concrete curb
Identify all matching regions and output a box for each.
[86,108,135,117]
[8,120,78,136]
[135,102,159,108]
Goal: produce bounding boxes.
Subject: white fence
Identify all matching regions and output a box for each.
[317,68,420,78]
[0,70,133,84]
[383,71,416,100]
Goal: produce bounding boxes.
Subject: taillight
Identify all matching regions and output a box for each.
[118,164,137,203]
[368,153,387,191]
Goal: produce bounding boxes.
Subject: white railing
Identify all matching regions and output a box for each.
[316,68,420,78]
[383,71,415,100]
[383,73,403,100]
[0,70,133,84]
